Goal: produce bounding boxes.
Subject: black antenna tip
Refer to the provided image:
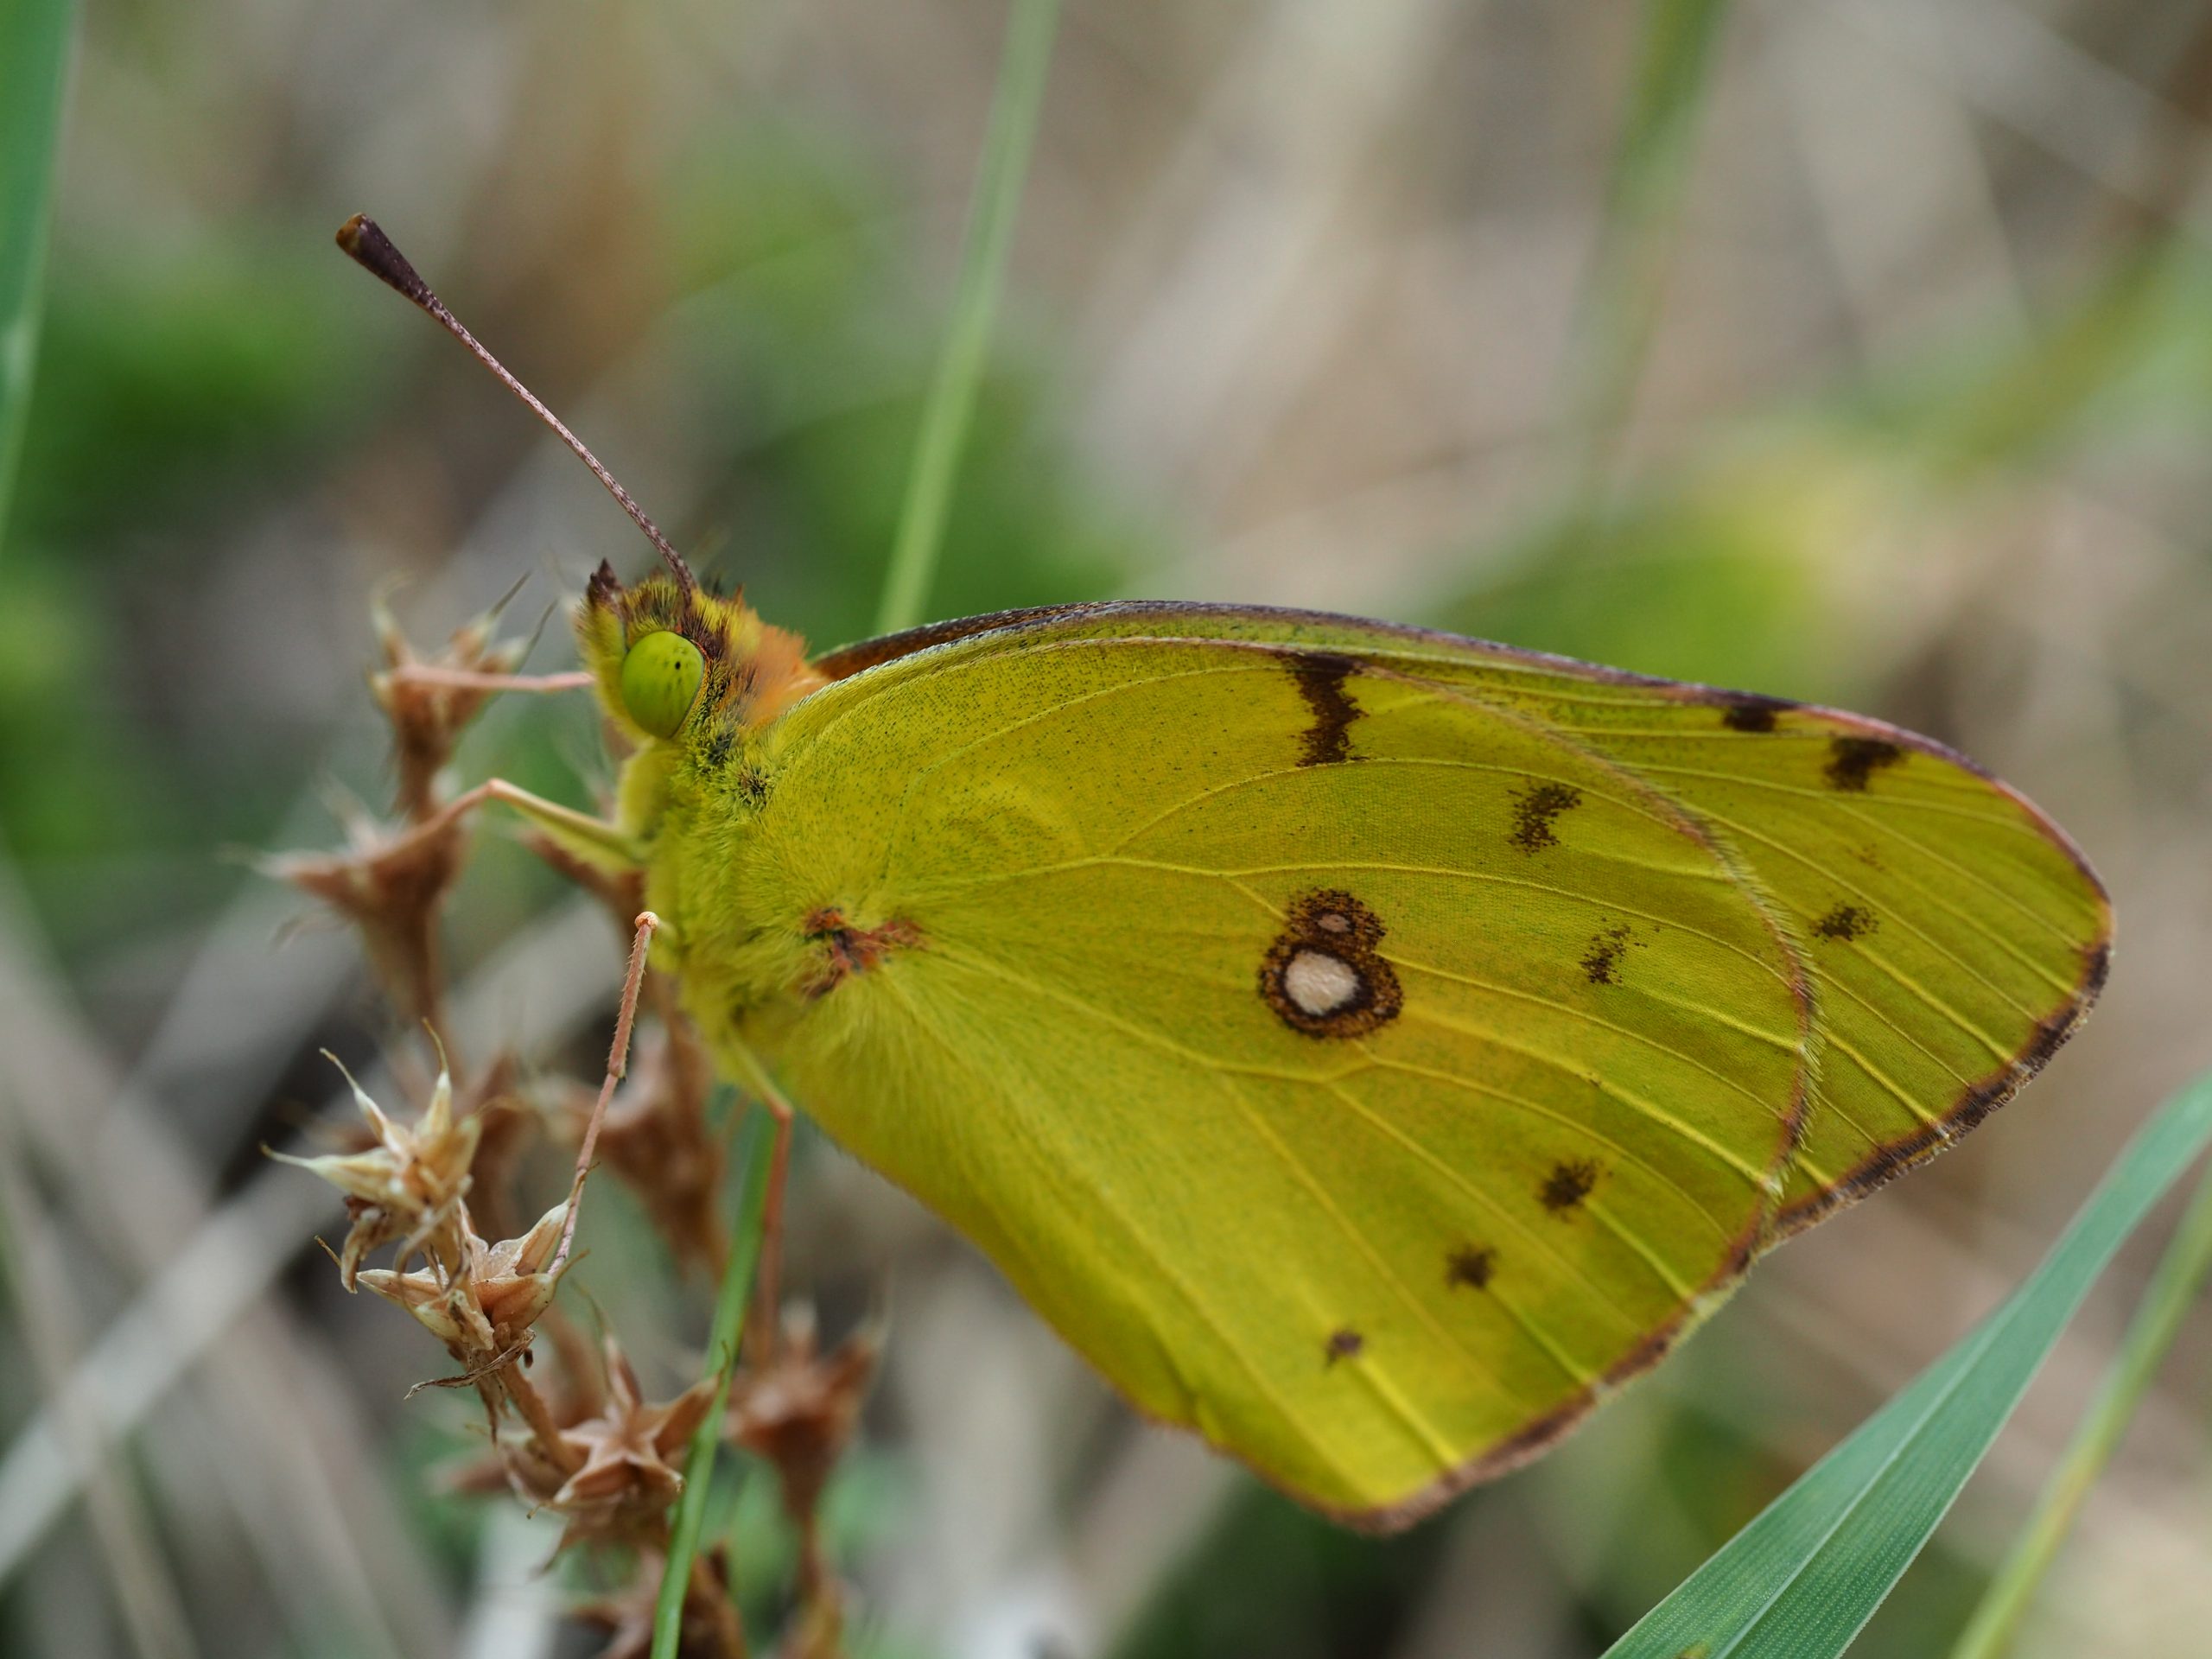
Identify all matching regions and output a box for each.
[335,214,437,311]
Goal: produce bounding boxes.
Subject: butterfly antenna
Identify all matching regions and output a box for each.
[334,213,696,590]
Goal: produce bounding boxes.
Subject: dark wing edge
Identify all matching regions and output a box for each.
[1331,1251,1749,1533]
[1764,931,2111,1243]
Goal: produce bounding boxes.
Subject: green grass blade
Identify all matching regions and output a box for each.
[652,1107,775,1659]
[0,0,77,557]
[872,0,1061,637]
[1565,0,1732,495]
[1603,1069,2212,1659]
[1948,1147,2212,1659]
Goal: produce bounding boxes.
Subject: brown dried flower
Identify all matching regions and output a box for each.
[729,1306,879,1649]
[264,797,474,1039]
[371,586,530,823]
[496,1336,717,1551]
[357,1198,570,1370]
[266,586,553,1033]
[273,1052,478,1287]
[728,1309,879,1528]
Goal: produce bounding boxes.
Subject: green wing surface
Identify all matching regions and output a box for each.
[659,602,2106,1528]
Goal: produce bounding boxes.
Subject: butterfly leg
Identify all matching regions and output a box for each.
[433,775,642,871]
[552,909,659,1274]
[382,665,597,696]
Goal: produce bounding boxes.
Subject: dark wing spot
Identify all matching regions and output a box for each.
[1825,735,1904,791]
[1287,652,1362,767]
[1718,693,1790,733]
[1325,1327,1364,1365]
[1813,905,1877,942]
[1581,924,1634,985]
[801,907,925,997]
[1541,1159,1600,1213]
[1510,782,1583,853]
[1446,1245,1496,1290]
[1259,890,1402,1039]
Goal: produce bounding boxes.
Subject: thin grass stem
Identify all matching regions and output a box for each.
[1560,0,1732,505]
[872,0,1062,637]
[0,0,76,557]
[652,1104,775,1659]
[1947,1151,2212,1659]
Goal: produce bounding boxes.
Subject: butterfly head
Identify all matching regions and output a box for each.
[578,562,823,748]
[323,218,827,754]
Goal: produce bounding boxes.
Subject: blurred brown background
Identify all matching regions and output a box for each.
[6,1,2212,1655]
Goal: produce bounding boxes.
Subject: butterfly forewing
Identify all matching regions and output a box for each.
[993,604,2110,1239]
[665,610,1968,1524]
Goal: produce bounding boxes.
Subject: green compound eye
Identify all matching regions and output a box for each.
[619,631,705,739]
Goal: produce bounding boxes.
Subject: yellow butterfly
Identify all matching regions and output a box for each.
[339,217,2108,1532]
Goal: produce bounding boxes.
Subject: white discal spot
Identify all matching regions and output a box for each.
[1283,949,1361,1016]
[1315,911,1353,935]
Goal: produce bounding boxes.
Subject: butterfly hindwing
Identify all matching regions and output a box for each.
[663,602,2104,1527]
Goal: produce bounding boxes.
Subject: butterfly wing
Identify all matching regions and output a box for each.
[817,604,2112,1236]
[669,603,2102,1528]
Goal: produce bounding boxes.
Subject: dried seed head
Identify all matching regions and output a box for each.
[357,1198,571,1368]
[728,1306,881,1528]
[264,804,473,1039]
[488,1335,716,1553]
[372,584,531,823]
[547,1339,715,1546]
[273,1050,480,1287]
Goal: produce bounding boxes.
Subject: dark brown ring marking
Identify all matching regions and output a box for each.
[1259,890,1403,1039]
